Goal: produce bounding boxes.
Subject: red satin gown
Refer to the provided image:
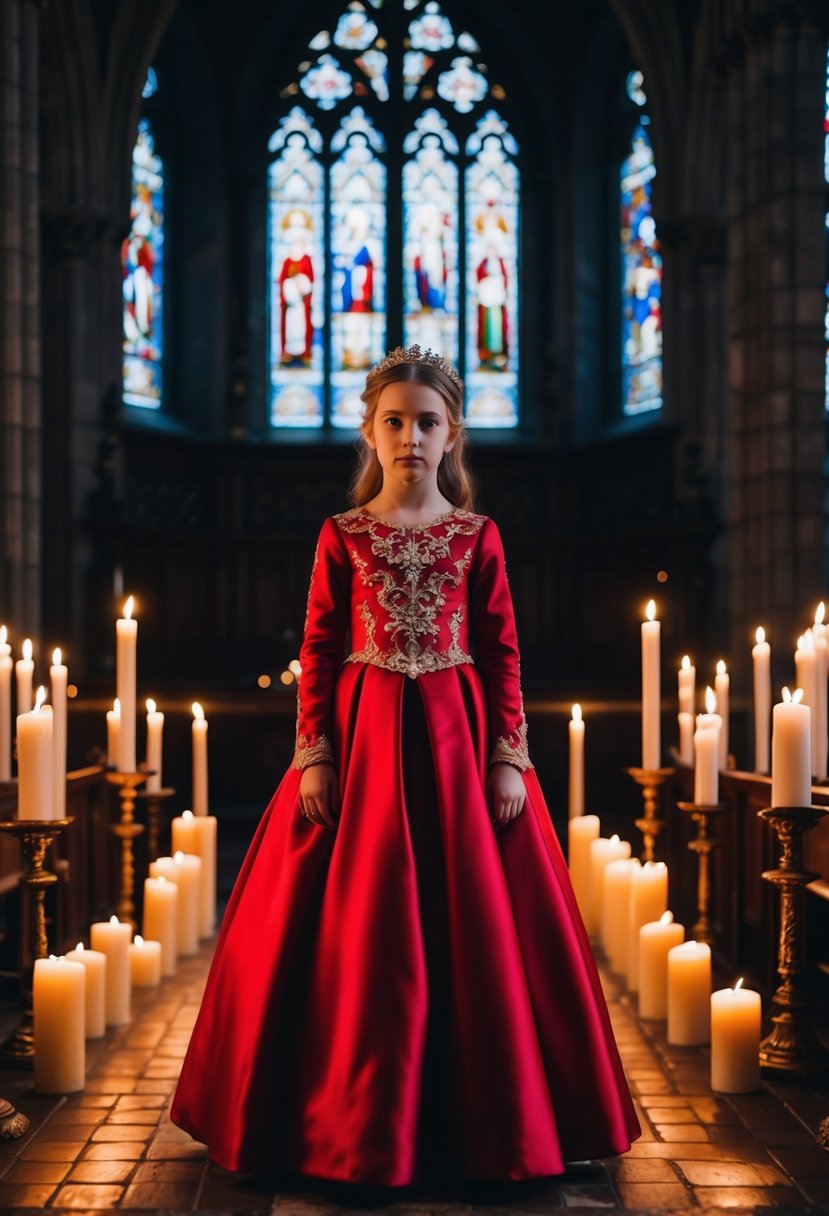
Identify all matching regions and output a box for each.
[170,506,640,1184]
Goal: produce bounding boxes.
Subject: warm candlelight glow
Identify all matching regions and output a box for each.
[123,596,134,621]
[183,810,194,822]
[134,935,145,948]
[816,603,825,626]
[109,915,119,925]
[280,671,294,685]
[113,697,120,714]
[646,599,656,622]
[572,703,582,722]
[33,686,47,713]
[257,674,272,688]
[610,833,620,845]
[716,659,726,675]
[22,638,32,661]
[681,655,691,670]
[289,659,302,675]
[52,648,61,666]
[734,976,744,992]
[174,850,184,862]
[705,686,716,714]
[75,942,84,952]
[0,626,6,644]
[660,911,674,925]
[146,698,156,714]
[782,686,804,705]
[803,630,815,654]
[756,626,766,644]
[192,702,204,721]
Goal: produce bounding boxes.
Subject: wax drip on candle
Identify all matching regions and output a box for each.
[705,686,716,714]
[660,911,674,925]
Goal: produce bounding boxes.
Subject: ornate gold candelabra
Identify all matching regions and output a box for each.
[626,766,675,862]
[677,801,727,945]
[136,785,175,862]
[106,771,148,930]
[757,804,828,1073]
[0,817,73,1064]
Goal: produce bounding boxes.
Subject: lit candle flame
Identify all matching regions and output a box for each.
[734,977,744,992]
[192,702,204,721]
[572,703,582,722]
[804,630,815,654]
[52,647,62,666]
[33,686,47,713]
[123,596,134,621]
[134,935,144,948]
[756,626,766,644]
[783,686,792,703]
[0,626,6,645]
[22,638,32,662]
[76,942,84,952]
[716,659,726,676]
[289,659,302,675]
[183,810,193,821]
[157,875,167,884]
[817,603,825,626]
[174,850,184,863]
[705,686,716,714]
[146,698,156,714]
[681,655,691,670]
[660,911,674,925]
[113,697,121,715]
[610,834,620,844]
[109,915,119,925]
[646,599,656,622]
[792,688,804,704]
[797,635,804,651]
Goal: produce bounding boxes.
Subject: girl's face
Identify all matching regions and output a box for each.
[365,380,456,488]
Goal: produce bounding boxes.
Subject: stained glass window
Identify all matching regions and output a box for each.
[269,0,520,428]
[122,116,164,409]
[621,71,662,415]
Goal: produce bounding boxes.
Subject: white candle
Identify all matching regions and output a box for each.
[106,698,121,768]
[90,915,131,1026]
[667,940,711,1045]
[715,660,730,771]
[568,704,585,819]
[771,687,811,808]
[795,631,819,778]
[192,702,208,815]
[752,627,772,774]
[641,600,661,769]
[144,698,164,793]
[678,654,695,715]
[50,648,68,820]
[33,955,85,1093]
[710,978,762,1093]
[150,853,201,956]
[694,687,722,805]
[627,860,669,991]
[638,911,685,1019]
[678,712,695,767]
[15,638,34,715]
[813,603,828,781]
[567,813,600,925]
[601,857,640,974]
[116,596,137,772]
[129,935,162,987]
[0,626,11,780]
[587,834,631,939]
[172,810,218,937]
[65,942,106,1038]
[17,687,54,820]
[143,875,177,976]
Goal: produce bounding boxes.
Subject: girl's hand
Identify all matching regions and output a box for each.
[299,763,340,830]
[487,762,526,831]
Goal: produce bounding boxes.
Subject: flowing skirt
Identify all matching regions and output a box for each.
[170,662,640,1184]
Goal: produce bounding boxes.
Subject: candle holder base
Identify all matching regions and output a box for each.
[626,767,675,862]
[757,805,829,1075]
[136,786,175,862]
[107,772,149,932]
[677,801,727,946]
[0,1098,29,1138]
[0,818,73,1065]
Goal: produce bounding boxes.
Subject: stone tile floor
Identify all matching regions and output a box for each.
[0,945,824,1213]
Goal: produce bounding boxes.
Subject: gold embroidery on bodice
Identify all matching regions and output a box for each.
[335,507,487,679]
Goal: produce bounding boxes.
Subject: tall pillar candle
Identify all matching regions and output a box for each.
[667,940,712,1045]
[16,638,33,715]
[0,626,11,780]
[116,597,137,772]
[714,661,730,770]
[813,603,829,780]
[90,916,131,1025]
[795,632,820,778]
[567,814,600,925]
[145,699,164,793]
[711,979,761,1093]
[771,688,811,808]
[638,912,685,1019]
[17,688,53,820]
[192,702,208,815]
[627,860,669,990]
[678,712,694,767]
[602,857,640,974]
[50,649,68,820]
[568,704,585,819]
[143,875,177,976]
[678,655,695,715]
[172,810,217,937]
[694,688,722,806]
[65,942,106,1038]
[752,627,772,774]
[150,853,201,956]
[129,935,162,987]
[33,956,85,1093]
[106,699,121,768]
[587,834,631,939]
[641,600,661,769]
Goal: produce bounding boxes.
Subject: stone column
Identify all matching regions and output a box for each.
[725,9,826,686]
[0,0,41,639]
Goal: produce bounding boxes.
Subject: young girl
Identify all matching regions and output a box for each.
[170,345,640,1186]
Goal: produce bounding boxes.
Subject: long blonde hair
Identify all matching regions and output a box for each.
[349,361,477,510]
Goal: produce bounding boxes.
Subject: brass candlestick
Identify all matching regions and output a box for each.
[757,804,828,1073]
[0,817,73,1064]
[136,786,175,862]
[677,801,727,945]
[626,766,675,862]
[106,771,148,931]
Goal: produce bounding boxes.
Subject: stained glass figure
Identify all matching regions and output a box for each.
[621,114,662,414]
[142,67,158,99]
[334,3,379,51]
[403,109,459,361]
[356,48,389,101]
[299,54,353,110]
[122,118,164,409]
[464,112,519,426]
[403,49,433,100]
[437,57,488,113]
[408,2,454,52]
[330,110,387,427]
[268,109,325,426]
[309,31,331,51]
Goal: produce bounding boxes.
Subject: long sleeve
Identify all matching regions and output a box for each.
[292,517,352,769]
[469,517,533,771]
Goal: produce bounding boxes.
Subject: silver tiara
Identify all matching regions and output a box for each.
[366,345,463,390]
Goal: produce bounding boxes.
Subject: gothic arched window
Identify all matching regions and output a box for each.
[122,69,165,409]
[620,70,662,416]
[268,0,520,430]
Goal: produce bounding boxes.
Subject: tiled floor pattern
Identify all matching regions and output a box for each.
[0,947,824,1213]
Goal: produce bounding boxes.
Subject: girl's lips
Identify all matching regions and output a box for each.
[397,456,423,462]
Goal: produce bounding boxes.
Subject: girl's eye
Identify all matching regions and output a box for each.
[420,419,438,429]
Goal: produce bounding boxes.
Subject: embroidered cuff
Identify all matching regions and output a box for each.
[292,733,335,770]
[488,715,533,771]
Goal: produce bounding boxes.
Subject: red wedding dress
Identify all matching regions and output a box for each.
[170,507,640,1184]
